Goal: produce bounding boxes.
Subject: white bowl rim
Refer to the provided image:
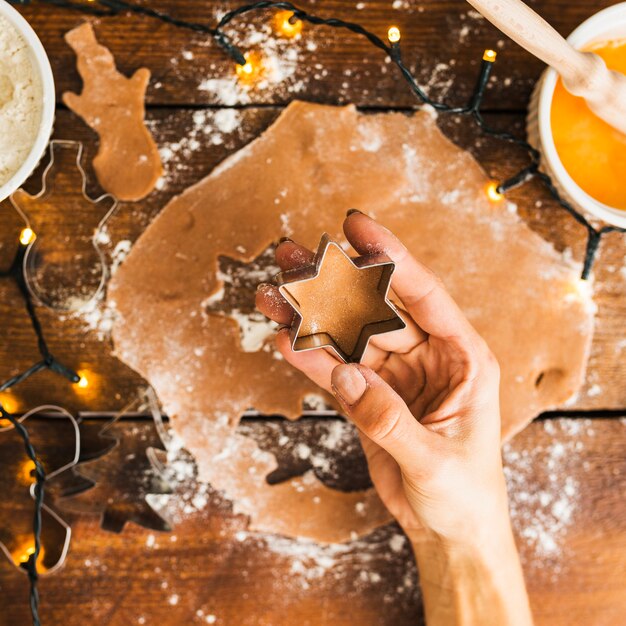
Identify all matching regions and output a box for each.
[537,2,626,228]
[0,2,55,203]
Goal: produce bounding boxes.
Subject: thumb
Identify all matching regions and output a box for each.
[331,364,428,470]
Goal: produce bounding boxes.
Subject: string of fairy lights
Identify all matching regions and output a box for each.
[0,239,85,626]
[3,1,625,624]
[11,0,625,277]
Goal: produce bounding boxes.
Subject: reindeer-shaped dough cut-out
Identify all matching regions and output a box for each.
[63,22,162,202]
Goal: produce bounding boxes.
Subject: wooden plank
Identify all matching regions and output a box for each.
[13,0,620,110]
[0,416,624,625]
[0,109,623,413]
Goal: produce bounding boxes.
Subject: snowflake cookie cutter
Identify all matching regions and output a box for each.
[0,405,80,574]
[9,140,118,311]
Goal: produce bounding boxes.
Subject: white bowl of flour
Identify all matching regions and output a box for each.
[0,3,54,202]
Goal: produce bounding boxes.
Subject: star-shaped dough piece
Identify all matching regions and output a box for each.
[277,234,405,363]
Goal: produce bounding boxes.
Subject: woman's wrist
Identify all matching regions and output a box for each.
[410,521,533,626]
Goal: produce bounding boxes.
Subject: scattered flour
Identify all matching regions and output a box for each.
[64,293,117,341]
[150,108,242,191]
[196,21,304,105]
[503,419,588,573]
[231,310,277,353]
[143,413,597,611]
[110,239,132,276]
[233,526,419,600]
[0,16,43,186]
[146,431,211,524]
[59,237,130,340]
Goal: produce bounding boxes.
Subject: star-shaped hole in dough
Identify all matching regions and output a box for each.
[278,234,405,363]
[204,244,281,352]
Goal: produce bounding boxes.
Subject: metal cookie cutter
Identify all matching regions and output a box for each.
[276,233,406,364]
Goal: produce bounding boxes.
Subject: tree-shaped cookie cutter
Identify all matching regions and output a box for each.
[60,390,173,533]
[10,140,118,311]
[0,406,80,574]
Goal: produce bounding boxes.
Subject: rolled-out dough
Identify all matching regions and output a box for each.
[63,23,162,202]
[109,102,594,542]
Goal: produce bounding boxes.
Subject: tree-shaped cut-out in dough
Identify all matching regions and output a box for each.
[59,420,171,533]
[63,22,162,202]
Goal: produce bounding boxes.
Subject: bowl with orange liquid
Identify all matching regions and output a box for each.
[528,3,626,228]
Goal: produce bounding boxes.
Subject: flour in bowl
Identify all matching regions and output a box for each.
[0,15,43,186]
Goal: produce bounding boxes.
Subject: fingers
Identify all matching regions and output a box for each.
[331,363,432,470]
[343,213,477,344]
[369,307,426,353]
[256,239,315,324]
[255,284,293,325]
[275,240,315,270]
[275,328,338,392]
[261,240,425,348]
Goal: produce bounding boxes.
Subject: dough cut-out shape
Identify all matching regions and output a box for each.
[109,102,594,543]
[63,22,162,202]
[277,233,405,363]
[10,140,117,310]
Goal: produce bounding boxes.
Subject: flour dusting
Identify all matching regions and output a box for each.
[503,419,588,574]
[150,108,243,191]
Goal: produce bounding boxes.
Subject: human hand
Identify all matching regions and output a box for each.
[257,212,533,625]
[257,211,507,545]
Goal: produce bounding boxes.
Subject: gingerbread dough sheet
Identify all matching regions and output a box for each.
[109,102,594,542]
[63,23,162,201]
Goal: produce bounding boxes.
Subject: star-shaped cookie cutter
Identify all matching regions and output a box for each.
[276,233,406,363]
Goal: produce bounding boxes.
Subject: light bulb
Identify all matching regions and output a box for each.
[387,26,401,43]
[275,11,302,38]
[486,181,504,202]
[574,277,592,299]
[21,546,36,562]
[75,369,90,389]
[235,52,264,84]
[15,543,45,570]
[19,460,36,484]
[19,228,36,246]
[483,49,497,62]
[0,392,19,414]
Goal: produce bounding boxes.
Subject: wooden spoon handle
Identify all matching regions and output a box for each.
[465,0,597,86]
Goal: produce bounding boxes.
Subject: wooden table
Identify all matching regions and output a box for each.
[0,1,625,624]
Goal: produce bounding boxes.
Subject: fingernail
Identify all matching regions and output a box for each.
[331,365,367,406]
[346,209,363,217]
[278,236,293,244]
